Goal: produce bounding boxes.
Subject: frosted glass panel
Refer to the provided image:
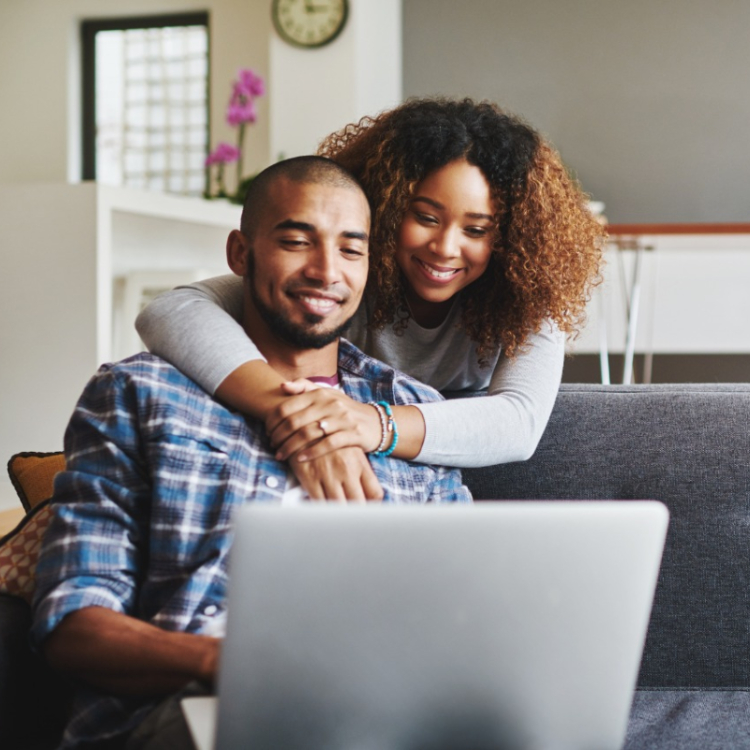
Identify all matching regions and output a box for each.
[95,25,208,196]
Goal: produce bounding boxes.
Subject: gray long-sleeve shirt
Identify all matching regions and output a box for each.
[135,274,564,468]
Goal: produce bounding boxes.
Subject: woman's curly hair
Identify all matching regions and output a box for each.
[318,97,605,362]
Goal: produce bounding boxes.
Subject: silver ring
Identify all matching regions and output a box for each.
[319,420,329,437]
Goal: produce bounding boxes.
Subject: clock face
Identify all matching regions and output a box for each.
[272,0,349,48]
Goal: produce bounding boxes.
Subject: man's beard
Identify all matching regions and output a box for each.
[247,272,354,350]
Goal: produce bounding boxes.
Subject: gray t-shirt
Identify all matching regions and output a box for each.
[135,275,564,468]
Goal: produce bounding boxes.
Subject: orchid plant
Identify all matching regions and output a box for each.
[204,68,265,203]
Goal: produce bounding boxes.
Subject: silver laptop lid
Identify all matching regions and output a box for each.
[216,501,668,750]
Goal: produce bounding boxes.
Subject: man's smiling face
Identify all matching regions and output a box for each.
[232,176,370,350]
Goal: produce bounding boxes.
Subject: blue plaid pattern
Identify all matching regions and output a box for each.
[32,340,470,747]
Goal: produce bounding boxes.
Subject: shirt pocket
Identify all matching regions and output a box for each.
[146,428,234,568]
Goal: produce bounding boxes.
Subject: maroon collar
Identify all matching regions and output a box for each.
[307,374,339,387]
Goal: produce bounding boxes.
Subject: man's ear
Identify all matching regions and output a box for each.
[226,230,249,277]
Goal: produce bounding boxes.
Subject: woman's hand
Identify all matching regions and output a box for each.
[268,381,385,500]
[289,447,384,501]
[267,380,383,462]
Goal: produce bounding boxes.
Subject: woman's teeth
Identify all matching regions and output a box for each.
[419,259,460,279]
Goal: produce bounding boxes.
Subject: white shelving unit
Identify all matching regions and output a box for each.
[0,183,240,510]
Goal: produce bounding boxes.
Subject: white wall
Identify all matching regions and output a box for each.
[0,0,272,185]
[270,0,402,159]
[0,185,100,510]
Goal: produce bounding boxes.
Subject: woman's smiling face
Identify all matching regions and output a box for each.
[395,159,495,325]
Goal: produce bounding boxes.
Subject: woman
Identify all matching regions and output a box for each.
[136,97,604,497]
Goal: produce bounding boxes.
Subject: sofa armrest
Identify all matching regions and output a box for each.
[0,593,70,747]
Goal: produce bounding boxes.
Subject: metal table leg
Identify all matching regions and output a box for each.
[599,238,655,384]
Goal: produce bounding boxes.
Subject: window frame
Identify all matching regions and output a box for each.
[80,12,210,185]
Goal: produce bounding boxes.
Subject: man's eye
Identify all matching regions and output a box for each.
[281,238,308,248]
[341,247,365,258]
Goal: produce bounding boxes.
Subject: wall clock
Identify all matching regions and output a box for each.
[272,0,349,49]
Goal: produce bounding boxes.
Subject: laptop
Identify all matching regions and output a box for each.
[184,501,668,750]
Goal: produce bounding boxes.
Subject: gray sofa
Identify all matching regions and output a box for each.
[2,383,750,748]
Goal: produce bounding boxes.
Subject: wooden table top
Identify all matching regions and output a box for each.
[606,223,750,236]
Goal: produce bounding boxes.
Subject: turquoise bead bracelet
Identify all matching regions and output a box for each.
[371,400,398,457]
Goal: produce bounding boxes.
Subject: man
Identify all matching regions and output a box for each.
[32,156,471,749]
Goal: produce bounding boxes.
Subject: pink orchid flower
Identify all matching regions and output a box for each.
[235,68,265,98]
[226,99,258,127]
[205,142,240,167]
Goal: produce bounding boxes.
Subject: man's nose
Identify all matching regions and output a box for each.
[305,245,342,286]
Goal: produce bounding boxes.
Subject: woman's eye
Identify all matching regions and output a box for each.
[415,212,438,225]
[466,226,490,238]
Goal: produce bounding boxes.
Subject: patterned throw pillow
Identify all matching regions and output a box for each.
[1,451,63,602]
[0,500,52,603]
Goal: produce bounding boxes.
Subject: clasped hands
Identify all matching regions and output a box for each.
[266,380,386,502]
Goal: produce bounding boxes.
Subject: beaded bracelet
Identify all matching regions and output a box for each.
[370,400,399,457]
[368,401,389,453]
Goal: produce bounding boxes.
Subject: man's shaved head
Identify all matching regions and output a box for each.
[240,155,366,240]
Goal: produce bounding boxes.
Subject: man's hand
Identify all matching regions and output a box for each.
[267,380,383,461]
[44,606,220,697]
[290,446,384,501]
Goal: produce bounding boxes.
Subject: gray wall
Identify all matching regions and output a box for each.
[402,0,750,224]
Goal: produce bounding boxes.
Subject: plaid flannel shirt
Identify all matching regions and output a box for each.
[32,339,471,748]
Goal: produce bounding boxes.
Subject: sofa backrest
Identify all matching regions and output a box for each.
[462,383,750,689]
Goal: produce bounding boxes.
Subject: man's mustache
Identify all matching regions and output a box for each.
[283,279,351,303]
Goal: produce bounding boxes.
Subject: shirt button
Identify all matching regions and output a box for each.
[204,604,218,616]
[265,476,280,489]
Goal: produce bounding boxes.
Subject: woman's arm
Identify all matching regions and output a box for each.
[136,277,562,471]
[413,324,565,468]
[274,324,563,469]
[136,275,309,419]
